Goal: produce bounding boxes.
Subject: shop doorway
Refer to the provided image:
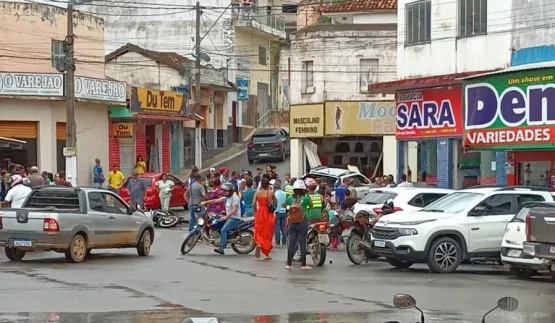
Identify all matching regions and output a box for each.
[512,151,555,189]
[0,121,38,168]
[120,143,135,176]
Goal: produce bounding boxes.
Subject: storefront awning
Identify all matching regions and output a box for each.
[0,136,26,149]
[367,70,498,94]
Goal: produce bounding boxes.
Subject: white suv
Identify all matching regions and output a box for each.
[370,186,554,273]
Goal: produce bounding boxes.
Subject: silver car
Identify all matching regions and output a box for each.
[0,186,155,263]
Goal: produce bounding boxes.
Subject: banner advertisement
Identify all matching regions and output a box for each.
[0,72,63,96]
[324,101,395,135]
[289,104,324,138]
[130,87,186,114]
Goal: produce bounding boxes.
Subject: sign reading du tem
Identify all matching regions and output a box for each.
[464,68,555,149]
[396,86,463,139]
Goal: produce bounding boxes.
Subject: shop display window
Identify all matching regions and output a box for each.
[518,161,550,187]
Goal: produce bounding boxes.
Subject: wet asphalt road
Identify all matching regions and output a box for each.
[1,227,555,323]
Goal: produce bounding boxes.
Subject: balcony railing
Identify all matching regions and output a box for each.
[231,4,286,35]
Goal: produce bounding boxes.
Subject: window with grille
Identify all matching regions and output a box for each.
[405,1,432,45]
[359,59,379,93]
[258,46,267,65]
[51,39,65,68]
[301,61,314,93]
[459,0,487,37]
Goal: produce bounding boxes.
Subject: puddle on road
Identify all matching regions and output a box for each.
[0,309,553,323]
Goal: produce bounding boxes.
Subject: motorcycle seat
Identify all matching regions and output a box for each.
[241,217,255,222]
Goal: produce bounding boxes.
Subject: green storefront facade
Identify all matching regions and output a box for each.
[463,66,555,188]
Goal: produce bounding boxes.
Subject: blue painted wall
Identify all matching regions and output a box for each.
[511,45,555,66]
[436,139,453,189]
[397,141,404,182]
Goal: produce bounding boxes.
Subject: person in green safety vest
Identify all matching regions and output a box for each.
[284,177,295,197]
[304,178,324,223]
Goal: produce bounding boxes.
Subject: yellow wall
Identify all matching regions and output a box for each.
[0,2,105,78]
[234,29,271,95]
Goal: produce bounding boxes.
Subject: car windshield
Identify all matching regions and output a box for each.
[423,192,484,213]
[252,134,278,143]
[360,191,398,205]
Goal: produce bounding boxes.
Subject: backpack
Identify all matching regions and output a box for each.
[288,199,305,223]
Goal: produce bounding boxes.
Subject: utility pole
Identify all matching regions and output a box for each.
[194,1,202,168]
[65,3,77,186]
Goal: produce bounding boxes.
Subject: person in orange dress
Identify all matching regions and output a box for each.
[253,178,276,259]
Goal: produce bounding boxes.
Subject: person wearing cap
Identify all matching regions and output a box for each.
[128,171,146,210]
[28,166,45,188]
[2,175,32,208]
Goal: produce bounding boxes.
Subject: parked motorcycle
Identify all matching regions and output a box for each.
[329,209,355,248]
[180,206,256,255]
[346,199,396,265]
[386,293,518,323]
[145,209,179,228]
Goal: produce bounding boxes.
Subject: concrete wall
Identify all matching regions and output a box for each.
[0,98,109,186]
[286,26,397,104]
[397,0,513,79]
[0,2,105,78]
[234,29,272,95]
[80,0,232,68]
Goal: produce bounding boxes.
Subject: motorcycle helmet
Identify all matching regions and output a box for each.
[222,182,234,197]
[354,210,371,225]
[292,179,306,190]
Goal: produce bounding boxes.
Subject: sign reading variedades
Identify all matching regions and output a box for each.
[396,86,463,139]
[464,68,555,149]
[131,87,185,114]
[75,76,126,102]
[0,72,63,96]
[289,104,324,138]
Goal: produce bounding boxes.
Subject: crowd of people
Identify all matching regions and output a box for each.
[182,165,344,270]
[0,163,73,208]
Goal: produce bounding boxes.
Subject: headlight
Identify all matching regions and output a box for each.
[197,218,205,226]
[398,228,418,236]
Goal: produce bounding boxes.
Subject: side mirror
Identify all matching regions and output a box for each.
[469,205,488,216]
[392,294,417,309]
[497,297,518,311]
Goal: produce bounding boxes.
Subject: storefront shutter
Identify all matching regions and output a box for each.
[0,121,38,139]
[56,122,66,140]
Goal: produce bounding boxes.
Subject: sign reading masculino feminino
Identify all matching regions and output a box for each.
[464,68,555,149]
[0,72,64,96]
[289,104,324,138]
[74,76,126,102]
[396,86,463,139]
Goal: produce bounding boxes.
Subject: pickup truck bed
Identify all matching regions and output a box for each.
[522,203,555,260]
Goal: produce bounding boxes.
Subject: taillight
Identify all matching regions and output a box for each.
[43,218,60,232]
[394,207,403,212]
[318,223,327,231]
[248,143,254,149]
[0,217,3,230]
[525,212,534,241]
[272,142,280,146]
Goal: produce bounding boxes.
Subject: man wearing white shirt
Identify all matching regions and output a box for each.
[396,174,414,187]
[2,175,32,208]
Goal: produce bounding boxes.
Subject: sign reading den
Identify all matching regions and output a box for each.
[464,68,555,149]
[396,86,463,139]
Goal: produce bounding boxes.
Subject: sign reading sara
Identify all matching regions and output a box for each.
[464,68,555,149]
[0,72,63,96]
[113,123,133,138]
[396,86,463,139]
[132,87,185,114]
[289,104,324,138]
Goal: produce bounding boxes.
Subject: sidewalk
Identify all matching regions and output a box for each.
[176,142,247,182]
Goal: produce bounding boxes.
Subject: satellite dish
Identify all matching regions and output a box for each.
[199,53,211,62]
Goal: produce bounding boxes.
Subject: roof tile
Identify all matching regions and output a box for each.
[105,43,190,71]
[321,0,397,13]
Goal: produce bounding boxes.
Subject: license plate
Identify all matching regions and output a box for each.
[550,246,555,254]
[374,240,386,248]
[318,234,330,244]
[342,228,353,236]
[259,153,269,157]
[508,249,522,257]
[11,239,33,247]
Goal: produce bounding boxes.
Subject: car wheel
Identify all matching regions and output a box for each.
[386,258,414,269]
[426,236,462,273]
[65,234,87,263]
[137,229,153,257]
[509,265,537,279]
[4,247,26,261]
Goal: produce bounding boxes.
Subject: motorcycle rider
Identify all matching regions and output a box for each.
[201,182,242,255]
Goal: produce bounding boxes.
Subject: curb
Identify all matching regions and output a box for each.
[201,148,247,172]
